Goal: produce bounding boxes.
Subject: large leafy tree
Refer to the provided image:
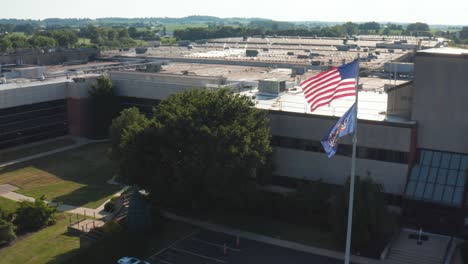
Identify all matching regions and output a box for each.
[88,75,120,139]
[109,107,150,162]
[118,89,272,209]
[330,176,396,254]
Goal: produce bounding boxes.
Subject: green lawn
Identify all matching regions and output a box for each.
[0,138,76,164]
[0,197,18,214]
[65,220,196,264]
[0,142,121,209]
[0,213,79,264]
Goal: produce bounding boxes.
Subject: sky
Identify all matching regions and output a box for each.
[2,0,467,25]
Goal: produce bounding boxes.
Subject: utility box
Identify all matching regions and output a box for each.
[336,45,350,51]
[135,47,148,54]
[258,79,286,94]
[246,50,259,57]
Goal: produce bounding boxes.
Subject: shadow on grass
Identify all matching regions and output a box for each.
[0,142,121,208]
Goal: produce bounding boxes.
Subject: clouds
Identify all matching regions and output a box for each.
[2,0,467,25]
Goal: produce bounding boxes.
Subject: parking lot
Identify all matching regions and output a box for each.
[147,229,346,264]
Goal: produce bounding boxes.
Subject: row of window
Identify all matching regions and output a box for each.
[0,100,69,150]
[271,135,409,164]
[406,150,467,207]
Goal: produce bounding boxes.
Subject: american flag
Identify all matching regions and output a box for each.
[301,60,358,112]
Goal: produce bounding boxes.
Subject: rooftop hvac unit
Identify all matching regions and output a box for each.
[258,79,286,95]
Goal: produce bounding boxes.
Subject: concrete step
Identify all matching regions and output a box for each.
[388,250,443,264]
[390,248,444,259]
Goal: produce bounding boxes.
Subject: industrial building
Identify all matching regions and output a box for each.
[0,34,466,235]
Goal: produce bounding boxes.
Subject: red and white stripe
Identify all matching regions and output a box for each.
[301,68,356,112]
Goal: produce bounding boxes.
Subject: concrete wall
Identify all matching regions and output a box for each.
[273,147,409,194]
[110,71,226,100]
[0,81,67,109]
[0,49,99,65]
[386,82,413,118]
[268,111,413,152]
[268,111,413,194]
[412,54,468,153]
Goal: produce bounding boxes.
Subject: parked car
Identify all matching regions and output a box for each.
[117,257,149,264]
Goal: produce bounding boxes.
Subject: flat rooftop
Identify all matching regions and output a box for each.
[243,87,411,123]
[417,47,468,56]
[103,35,436,69]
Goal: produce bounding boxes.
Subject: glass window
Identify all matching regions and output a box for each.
[440,153,451,169]
[461,156,468,171]
[423,183,434,200]
[433,185,444,201]
[442,186,454,204]
[457,171,466,187]
[428,168,438,183]
[447,170,458,186]
[419,166,429,181]
[437,169,448,184]
[410,166,420,180]
[450,154,461,169]
[422,150,433,166]
[406,181,417,196]
[453,187,464,206]
[431,151,441,167]
[415,182,425,198]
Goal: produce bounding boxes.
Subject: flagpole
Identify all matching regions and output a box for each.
[344,57,360,264]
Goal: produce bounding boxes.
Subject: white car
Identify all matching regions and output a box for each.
[117,257,149,264]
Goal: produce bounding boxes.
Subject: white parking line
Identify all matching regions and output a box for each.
[158,260,174,264]
[147,230,199,261]
[170,247,227,263]
[191,237,241,252]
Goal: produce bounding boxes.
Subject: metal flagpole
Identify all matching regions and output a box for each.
[344,56,360,264]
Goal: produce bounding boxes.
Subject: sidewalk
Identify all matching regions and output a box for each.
[162,211,383,264]
[0,185,129,219]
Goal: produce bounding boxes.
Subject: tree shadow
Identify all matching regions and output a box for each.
[0,142,121,208]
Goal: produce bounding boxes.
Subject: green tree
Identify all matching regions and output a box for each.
[0,36,12,52]
[330,176,396,253]
[88,75,120,139]
[406,22,430,36]
[118,89,272,209]
[52,29,78,47]
[109,107,150,162]
[28,35,57,49]
[358,22,381,32]
[9,34,30,49]
[0,218,16,245]
[459,26,468,39]
[14,196,57,232]
[343,22,359,36]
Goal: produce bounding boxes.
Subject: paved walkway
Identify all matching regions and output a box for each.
[0,185,129,219]
[0,137,127,220]
[163,211,383,264]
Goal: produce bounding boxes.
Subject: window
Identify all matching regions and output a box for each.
[406,149,467,207]
[270,135,408,163]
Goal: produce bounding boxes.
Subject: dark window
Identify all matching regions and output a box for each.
[271,135,408,164]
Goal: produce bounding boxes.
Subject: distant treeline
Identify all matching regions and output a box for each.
[173,22,434,41]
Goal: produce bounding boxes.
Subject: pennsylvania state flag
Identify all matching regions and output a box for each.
[321,103,356,158]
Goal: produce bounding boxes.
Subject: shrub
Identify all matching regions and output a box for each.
[99,221,122,234]
[14,196,57,232]
[104,201,116,212]
[0,218,16,245]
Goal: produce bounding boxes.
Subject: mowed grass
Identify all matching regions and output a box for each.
[0,213,79,264]
[0,197,19,214]
[0,142,121,209]
[66,220,196,264]
[0,137,76,164]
